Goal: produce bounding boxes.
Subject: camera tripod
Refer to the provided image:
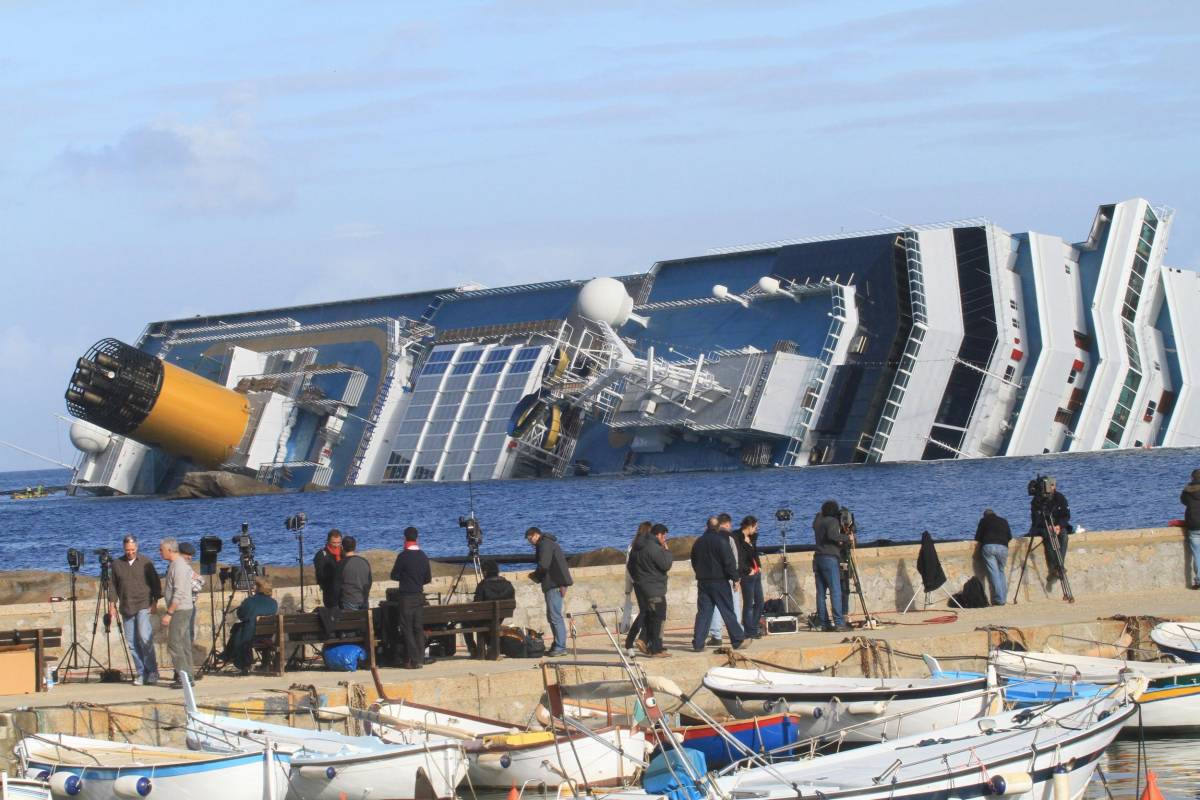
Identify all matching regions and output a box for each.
[445,551,483,603]
[200,561,258,675]
[1012,507,1075,603]
[775,520,801,616]
[59,566,132,683]
[840,529,878,628]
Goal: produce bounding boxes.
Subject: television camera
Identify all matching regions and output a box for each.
[458,515,484,556]
[774,508,793,522]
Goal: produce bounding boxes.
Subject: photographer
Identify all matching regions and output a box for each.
[159,537,195,689]
[1180,469,1200,590]
[736,516,763,638]
[389,527,431,669]
[313,529,343,609]
[109,535,161,686]
[630,523,673,657]
[222,577,278,674]
[974,509,1012,605]
[333,536,372,611]
[525,527,572,657]
[1030,477,1072,579]
[466,561,515,658]
[690,516,745,651]
[813,500,850,632]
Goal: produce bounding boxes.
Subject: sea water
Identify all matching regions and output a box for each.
[1,445,1198,574]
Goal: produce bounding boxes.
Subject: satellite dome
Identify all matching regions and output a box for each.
[69,420,111,454]
[577,277,648,328]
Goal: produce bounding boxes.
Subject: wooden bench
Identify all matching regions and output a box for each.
[0,628,62,693]
[376,596,516,662]
[254,610,375,676]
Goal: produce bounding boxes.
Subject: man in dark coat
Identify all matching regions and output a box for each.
[690,517,745,651]
[389,527,432,669]
[630,523,673,656]
[333,536,372,611]
[1180,469,1200,589]
[223,577,278,674]
[313,529,343,609]
[812,500,849,632]
[1030,478,1072,579]
[974,509,1012,605]
[466,560,515,658]
[526,527,573,656]
[109,534,162,686]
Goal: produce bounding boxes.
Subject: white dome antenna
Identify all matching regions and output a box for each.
[712,284,750,309]
[577,277,649,328]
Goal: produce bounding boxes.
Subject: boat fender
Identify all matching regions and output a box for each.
[1052,766,1070,800]
[48,773,83,797]
[35,771,51,782]
[297,766,338,781]
[988,772,1033,795]
[789,703,824,719]
[113,775,153,798]
[845,701,886,716]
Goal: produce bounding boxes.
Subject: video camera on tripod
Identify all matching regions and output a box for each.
[226,523,262,590]
[458,514,484,556]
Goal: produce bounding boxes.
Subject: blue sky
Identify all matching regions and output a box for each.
[2,1,1198,471]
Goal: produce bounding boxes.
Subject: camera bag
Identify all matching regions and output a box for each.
[499,626,546,658]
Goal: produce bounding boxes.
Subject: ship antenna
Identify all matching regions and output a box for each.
[466,470,476,520]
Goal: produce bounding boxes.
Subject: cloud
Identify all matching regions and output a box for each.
[55,95,288,213]
[334,222,383,241]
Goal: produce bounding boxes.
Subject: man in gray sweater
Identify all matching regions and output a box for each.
[159,537,196,689]
[333,536,373,611]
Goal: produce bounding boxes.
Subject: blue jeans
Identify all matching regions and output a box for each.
[122,608,158,682]
[693,580,743,649]
[709,583,743,640]
[813,555,845,629]
[741,574,764,636]
[544,588,567,652]
[1188,530,1200,584]
[980,544,1009,605]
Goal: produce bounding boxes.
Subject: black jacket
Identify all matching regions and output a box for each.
[390,548,432,595]
[474,576,516,602]
[812,512,846,559]
[531,534,573,591]
[735,532,760,579]
[1181,481,1200,530]
[916,531,948,592]
[974,514,1012,547]
[333,554,372,608]
[691,528,739,582]
[313,547,341,594]
[1031,491,1072,532]
[629,538,673,598]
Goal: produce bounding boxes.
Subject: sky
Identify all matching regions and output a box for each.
[2,1,1199,471]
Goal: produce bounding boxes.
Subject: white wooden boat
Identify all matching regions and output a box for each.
[1149,622,1200,663]
[2,773,50,800]
[15,733,289,800]
[603,680,1143,800]
[991,648,1200,732]
[702,666,997,743]
[181,676,467,800]
[368,699,648,789]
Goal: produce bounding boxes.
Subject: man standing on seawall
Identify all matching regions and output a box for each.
[813,500,850,632]
[974,509,1012,605]
[313,529,343,609]
[109,534,161,686]
[526,527,572,657]
[1031,478,1072,579]
[159,537,195,689]
[334,536,373,611]
[1180,469,1200,590]
[706,513,741,646]
[630,523,673,657]
[691,516,745,651]
[390,527,432,669]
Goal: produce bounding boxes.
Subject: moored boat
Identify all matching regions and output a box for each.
[702,665,997,742]
[1,774,50,800]
[1149,622,1200,663]
[657,713,801,771]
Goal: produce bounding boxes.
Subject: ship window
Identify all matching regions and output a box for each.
[485,347,512,363]
[1004,365,1015,382]
[421,362,449,377]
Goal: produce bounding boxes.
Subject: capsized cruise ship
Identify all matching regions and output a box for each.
[63,197,1200,495]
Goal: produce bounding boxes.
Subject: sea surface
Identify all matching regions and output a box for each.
[1084,737,1199,800]
[1,446,1198,575]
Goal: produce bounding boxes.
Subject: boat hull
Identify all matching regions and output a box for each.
[659,714,800,771]
[287,743,467,800]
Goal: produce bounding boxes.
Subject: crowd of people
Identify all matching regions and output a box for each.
[96,469,1199,682]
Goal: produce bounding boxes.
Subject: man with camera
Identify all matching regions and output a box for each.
[1179,469,1200,590]
[390,527,432,669]
[109,535,161,686]
[159,537,195,689]
[525,527,572,657]
[1029,476,1072,579]
[313,529,343,609]
[691,516,745,651]
[812,500,850,632]
[630,523,673,657]
[974,509,1012,605]
[333,536,372,611]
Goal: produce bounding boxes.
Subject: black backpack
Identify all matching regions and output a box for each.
[499,626,546,658]
[951,576,990,609]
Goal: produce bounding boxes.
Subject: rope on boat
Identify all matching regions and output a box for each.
[1107,614,1170,661]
